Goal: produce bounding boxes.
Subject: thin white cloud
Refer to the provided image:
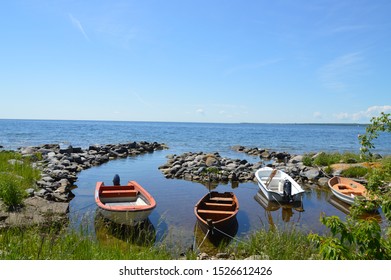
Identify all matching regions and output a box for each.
[313,112,323,119]
[335,105,391,121]
[69,14,90,41]
[196,108,205,115]
[318,52,364,91]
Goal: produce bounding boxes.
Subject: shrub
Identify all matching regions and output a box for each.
[302,155,313,166]
[0,174,25,209]
[341,166,368,178]
[313,152,341,166]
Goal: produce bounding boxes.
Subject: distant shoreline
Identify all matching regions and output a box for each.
[0,118,369,126]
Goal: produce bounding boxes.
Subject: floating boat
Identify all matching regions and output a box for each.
[194,191,239,241]
[327,176,371,205]
[254,167,305,202]
[95,180,156,226]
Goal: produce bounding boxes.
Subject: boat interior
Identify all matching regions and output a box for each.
[197,194,237,221]
[259,176,283,192]
[99,185,141,204]
[334,183,364,196]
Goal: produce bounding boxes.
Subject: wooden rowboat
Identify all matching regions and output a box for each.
[95,180,156,226]
[327,176,370,205]
[194,191,239,241]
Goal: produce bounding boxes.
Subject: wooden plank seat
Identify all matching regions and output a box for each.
[101,189,138,197]
[197,209,235,215]
[340,189,363,195]
[204,202,235,211]
[204,202,234,207]
[208,197,233,202]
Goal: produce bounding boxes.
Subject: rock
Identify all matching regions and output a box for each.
[198,252,209,260]
[245,254,269,260]
[300,168,320,181]
[26,188,35,197]
[205,156,220,167]
[290,155,303,163]
[317,177,329,187]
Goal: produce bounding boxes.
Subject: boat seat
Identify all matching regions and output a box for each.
[197,209,234,215]
[340,190,363,195]
[101,189,138,197]
[208,197,233,202]
[204,202,234,207]
[204,202,235,211]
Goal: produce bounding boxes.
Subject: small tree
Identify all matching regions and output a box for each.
[358,112,391,159]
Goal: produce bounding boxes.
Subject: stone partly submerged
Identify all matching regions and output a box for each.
[159,151,325,185]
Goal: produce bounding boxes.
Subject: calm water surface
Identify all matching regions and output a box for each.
[1,120,390,251]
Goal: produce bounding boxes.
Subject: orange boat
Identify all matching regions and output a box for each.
[95,181,156,226]
[328,176,370,205]
[194,191,239,241]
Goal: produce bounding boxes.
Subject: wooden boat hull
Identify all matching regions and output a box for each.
[95,181,156,226]
[255,167,305,202]
[328,176,368,205]
[194,191,239,241]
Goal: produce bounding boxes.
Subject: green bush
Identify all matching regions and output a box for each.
[0,174,25,209]
[302,155,313,166]
[313,152,341,166]
[341,166,368,178]
[0,151,40,209]
[309,215,391,260]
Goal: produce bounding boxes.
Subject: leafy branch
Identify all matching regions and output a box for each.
[359,112,391,159]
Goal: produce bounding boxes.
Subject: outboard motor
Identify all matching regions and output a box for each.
[283,179,293,202]
[113,174,120,185]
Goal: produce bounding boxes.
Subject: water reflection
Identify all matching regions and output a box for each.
[94,211,156,247]
[193,218,238,254]
[254,190,304,227]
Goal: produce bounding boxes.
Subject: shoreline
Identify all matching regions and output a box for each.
[0,141,168,229]
[0,142,384,229]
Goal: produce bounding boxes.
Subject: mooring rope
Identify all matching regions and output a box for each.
[212,227,249,245]
[196,228,210,251]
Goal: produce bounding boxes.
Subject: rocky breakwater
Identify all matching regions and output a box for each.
[158,149,337,186]
[159,152,264,183]
[1,141,167,228]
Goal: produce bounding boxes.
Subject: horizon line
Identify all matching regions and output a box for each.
[0,117,369,125]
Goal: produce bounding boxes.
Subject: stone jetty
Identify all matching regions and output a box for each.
[0,141,167,228]
[158,146,359,186]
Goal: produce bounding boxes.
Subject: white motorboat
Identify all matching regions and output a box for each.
[254,167,305,202]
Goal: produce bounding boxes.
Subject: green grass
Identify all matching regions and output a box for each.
[0,151,40,208]
[230,226,319,260]
[303,152,364,167]
[341,166,369,178]
[0,226,171,260]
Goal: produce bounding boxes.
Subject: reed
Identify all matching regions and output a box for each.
[0,226,171,260]
[231,226,319,260]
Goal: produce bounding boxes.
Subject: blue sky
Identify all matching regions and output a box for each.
[1,0,390,123]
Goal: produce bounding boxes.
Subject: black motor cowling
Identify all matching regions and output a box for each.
[113,174,120,185]
[283,179,293,202]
